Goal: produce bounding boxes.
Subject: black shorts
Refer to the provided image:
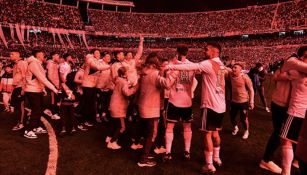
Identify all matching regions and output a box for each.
[280,115,304,144]
[166,102,193,123]
[200,108,224,131]
[10,87,25,108]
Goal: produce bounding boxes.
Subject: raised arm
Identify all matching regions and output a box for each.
[134,36,144,63]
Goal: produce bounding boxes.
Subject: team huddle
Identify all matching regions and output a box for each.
[1,38,307,174]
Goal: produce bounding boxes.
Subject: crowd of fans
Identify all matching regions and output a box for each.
[88,5,275,37]
[0,0,84,30]
[274,0,307,29]
[0,0,306,69]
[89,1,307,37]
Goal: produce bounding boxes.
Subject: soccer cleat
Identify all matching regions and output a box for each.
[259,160,282,174]
[183,151,191,160]
[59,129,67,136]
[232,125,239,135]
[51,114,61,120]
[71,127,77,134]
[154,146,166,154]
[201,164,216,175]
[213,157,222,167]
[131,143,143,150]
[137,159,157,167]
[12,122,24,131]
[43,109,53,117]
[107,141,121,150]
[101,116,109,122]
[292,159,299,169]
[242,130,249,139]
[84,122,94,127]
[77,124,88,131]
[33,127,47,134]
[162,153,172,162]
[96,114,102,123]
[24,130,38,139]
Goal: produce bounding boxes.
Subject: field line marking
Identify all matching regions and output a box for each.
[41,117,58,175]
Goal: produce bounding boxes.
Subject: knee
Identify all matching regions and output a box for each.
[183,123,192,132]
[165,123,174,133]
[212,131,220,140]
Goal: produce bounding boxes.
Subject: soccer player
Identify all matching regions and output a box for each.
[167,43,229,174]
[280,47,307,175]
[163,45,196,161]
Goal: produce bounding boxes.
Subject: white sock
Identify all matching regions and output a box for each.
[213,147,220,159]
[183,131,192,152]
[281,145,293,175]
[204,151,213,165]
[165,131,174,154]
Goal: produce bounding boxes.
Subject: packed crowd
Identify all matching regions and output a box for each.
[88,6,275,37]
[1,40,307,175]
[1,24,304,70]
[89,1,306,37]
[0,0,84,30]
[274,0,307,29]
[0,0,306,37]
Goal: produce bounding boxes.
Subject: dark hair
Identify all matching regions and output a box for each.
[101,51,110,57]
[145,52,160,68]
[63,53,71,61]
[90,49,100,54]
[114,51,124,58]
[117,66,127,77]
[297,46,307,58]
[31,48,44,57]
[160,58,168,63]
[177,45,188,56]
[50,51,60,57]
[206,42,222,53]
[125,52,133,56]
[255,63,263,68]
[233,63,243,68]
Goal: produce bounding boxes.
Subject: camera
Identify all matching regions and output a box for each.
[268,59,284,73]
